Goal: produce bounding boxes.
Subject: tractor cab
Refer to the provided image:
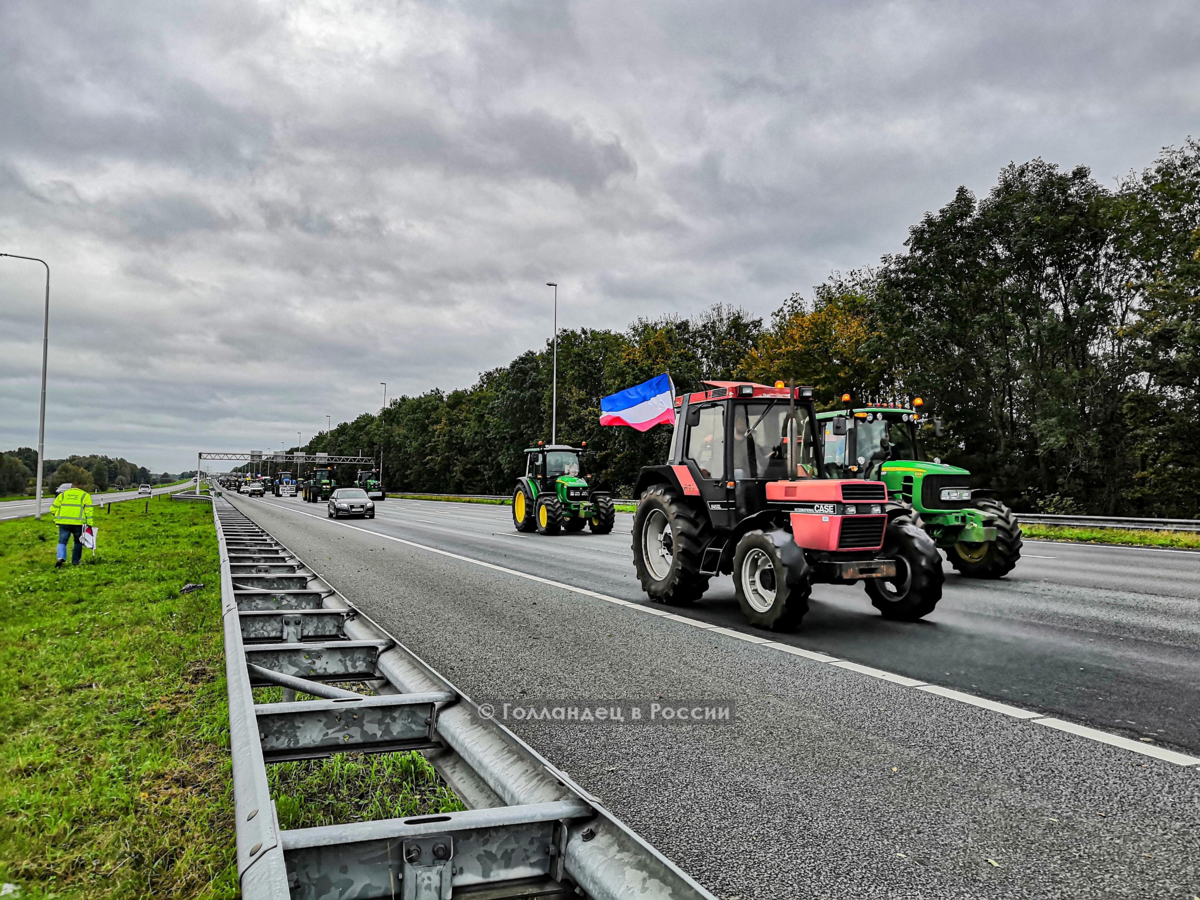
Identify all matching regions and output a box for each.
[511,443,615,536]
[819,406,923,481]
[303,466,336,503]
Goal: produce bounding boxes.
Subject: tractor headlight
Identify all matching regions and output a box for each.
[939,488,971,502]
[870,505,882,514]
[844,505,857,515]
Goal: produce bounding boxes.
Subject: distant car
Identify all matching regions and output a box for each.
[328,487,375,519]
[138,484,152,496]
[246,482,265,497]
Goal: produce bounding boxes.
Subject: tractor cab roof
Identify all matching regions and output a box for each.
[674,381,815,406]
[522,444,582,454]
[818,406,926,421]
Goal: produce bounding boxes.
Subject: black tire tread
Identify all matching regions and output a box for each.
[948,498,1023,578]
[536,494,563,535]
[589,495,616,534]
[631,484,711,605]
[868,515,945,620]
[512,486,536,533]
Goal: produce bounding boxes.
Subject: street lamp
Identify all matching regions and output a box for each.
[1,253,51,520]
[547,282,558,444]
[326,415,331,433]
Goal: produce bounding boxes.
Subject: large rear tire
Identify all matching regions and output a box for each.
[535,495,563,535]
[866,515,944,621]
[733,530,811,630]
[512,487,536,532]
[948,498,1022,578]
[589,495,615,534]
[631,484,710,605]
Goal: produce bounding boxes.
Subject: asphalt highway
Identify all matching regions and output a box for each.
[226,492,1200,899]
[0,480,196,521]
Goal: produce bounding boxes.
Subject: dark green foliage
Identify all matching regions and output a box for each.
[0,454,31,495]
[298,143,1200,516]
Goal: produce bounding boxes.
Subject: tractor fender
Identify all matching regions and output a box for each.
[514,476,538,500]
[634,465,689,502]
[717,509,790,574]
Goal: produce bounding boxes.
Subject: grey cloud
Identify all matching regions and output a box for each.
[1,0,1198,469]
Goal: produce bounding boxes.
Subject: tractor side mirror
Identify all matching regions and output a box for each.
[831,417,848,436]
[687,406,702,427]
[934,417,943,438]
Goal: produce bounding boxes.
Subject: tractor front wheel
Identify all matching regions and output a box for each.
[589,495,615,534]
[866,515,945,621]
[948,498,1022,578]
[631,484,710,605]
[535,495,563,535]
[512,487,536,532]
[733,530,811,630]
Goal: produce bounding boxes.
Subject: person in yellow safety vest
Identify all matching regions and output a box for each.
[50,481,95,568]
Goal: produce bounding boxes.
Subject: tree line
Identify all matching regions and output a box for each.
[300,141,1199,518]
[0,447,169,495]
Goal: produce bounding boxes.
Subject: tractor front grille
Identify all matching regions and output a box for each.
[838,516,887,549]
[840,483,887,502]
[921,474,972,510]
[567,488,587,501]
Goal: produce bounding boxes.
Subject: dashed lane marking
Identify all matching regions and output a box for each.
[239,495,1200,769]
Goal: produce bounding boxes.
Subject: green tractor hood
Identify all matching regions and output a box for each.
[880,459,970,478]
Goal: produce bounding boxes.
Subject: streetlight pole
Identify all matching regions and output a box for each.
[1,253,51,520]
[326,415,331,434]
[546,282,558,444]
[379,383,387,492]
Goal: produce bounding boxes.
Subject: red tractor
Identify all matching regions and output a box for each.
[631,381,944,630]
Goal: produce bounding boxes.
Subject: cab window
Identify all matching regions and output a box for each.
[686,405,726,480]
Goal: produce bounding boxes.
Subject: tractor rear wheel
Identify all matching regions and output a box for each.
[631,484,710,605]
[589,495,615,534]
[535,495,563,535]
[512,487,536,532]
[733,530,811,630]
[948,498,1022,578]
[866,515,944,621]
[564,515,587,533]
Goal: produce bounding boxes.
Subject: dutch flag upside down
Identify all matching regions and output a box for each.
[600,373,676,431]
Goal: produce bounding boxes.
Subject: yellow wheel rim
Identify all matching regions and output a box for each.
[955,541,989,563]
[538,505,547,527]
[514,492,525,521]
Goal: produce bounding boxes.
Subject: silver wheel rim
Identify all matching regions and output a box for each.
[741,547,777,613]
[642,509,673,582]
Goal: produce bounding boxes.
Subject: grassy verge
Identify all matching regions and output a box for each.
[0,499,236,899]
[1022,523,1200,550]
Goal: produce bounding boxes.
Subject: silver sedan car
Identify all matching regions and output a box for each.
[327,487,375,519]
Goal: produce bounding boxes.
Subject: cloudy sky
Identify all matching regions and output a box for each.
[1,0,1197,471]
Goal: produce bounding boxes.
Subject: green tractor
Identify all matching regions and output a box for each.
[356,468,385,501]
[817,403,1022,578]
[302,466,336,503]
[511,443,615,535]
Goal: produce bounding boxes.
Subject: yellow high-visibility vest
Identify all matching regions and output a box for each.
[51,488,95,526]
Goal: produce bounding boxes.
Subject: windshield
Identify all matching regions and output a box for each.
[856,413,919,478]
[546,451,582,478]
[338,489,368,499]
[731,402,816,479]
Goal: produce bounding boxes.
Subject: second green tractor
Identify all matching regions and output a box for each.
[512,443,615,535]
[817,404,1022,578]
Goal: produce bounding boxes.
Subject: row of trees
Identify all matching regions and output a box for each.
[0,448,162,495]
[300,141,1199,517]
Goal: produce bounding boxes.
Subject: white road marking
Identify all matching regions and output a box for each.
[1022,555,1057,559]
[238,495,1200,768]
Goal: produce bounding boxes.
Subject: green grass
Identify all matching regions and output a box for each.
[1022,523,1200,550]
[0,496,465,899]
[0,499,236,899]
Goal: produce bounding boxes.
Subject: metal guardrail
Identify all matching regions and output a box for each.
[1016,513,1200,532]
[209,487,714,899]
